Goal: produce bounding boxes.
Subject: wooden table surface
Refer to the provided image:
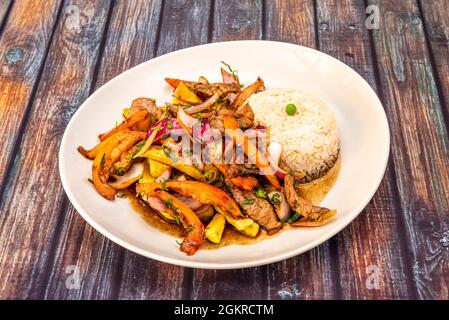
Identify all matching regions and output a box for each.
[0,0,448,300]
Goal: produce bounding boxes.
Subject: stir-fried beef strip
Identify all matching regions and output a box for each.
[230,186,282,233]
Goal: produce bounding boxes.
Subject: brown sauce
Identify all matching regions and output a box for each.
[126,156,341,248]
[126,190,271,248]
[298,155,341,205]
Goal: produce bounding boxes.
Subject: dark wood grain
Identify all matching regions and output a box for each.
[419,0,449,122]
[0,0,111,299]
[265,0,316,46]
[156,0,212,55]
[316,0,412,299]
[369,0,449,299]
[0,0,11,30]
[0,0,61,201]
[263,0,337,300]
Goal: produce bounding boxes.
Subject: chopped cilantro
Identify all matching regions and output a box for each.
[241,198,256,206]
[136,142,145,151]
[269,193,282,206]
[221,61,238,77]
[253,187,268,199]
[164,198,173,209]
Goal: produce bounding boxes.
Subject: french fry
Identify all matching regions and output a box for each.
[91,131,146,200]
[230,77,264,109]
[99,109,148,141]
[205,214,226,244]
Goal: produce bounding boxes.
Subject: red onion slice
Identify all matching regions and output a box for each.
[268,142,287,179]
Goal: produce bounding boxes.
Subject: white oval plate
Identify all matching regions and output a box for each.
[59,40,389,269]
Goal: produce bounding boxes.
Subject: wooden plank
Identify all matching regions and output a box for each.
[156,0,211,55]
[262,0,337,300]
[191,267,268,300]
[369,0,449,299]
[188,0,270,300]
[211,0,262,42]
[94,0,163,84]
[315,0,412,299]
[264,0,315,46]
[0,0,61,199]
[419,0,449,120]
[42,0,188,300]
[0,0,111,299]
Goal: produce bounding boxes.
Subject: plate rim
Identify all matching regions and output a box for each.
[59,40,390,269]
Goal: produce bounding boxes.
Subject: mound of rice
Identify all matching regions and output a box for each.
[248,88,339,181]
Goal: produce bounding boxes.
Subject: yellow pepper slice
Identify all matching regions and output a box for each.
[140,146,203,180]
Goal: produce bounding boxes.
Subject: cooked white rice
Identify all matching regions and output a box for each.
[248,88,339,180]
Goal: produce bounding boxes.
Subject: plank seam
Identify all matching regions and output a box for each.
[152,0,165,57]
[0,0,66,207]
[40,197,69,299]
[88,0,116,96]
[207,0,215,42]
[260,0,265,40]
[0,0,14,38]
[312,0,320,50]
[416,0,449,136]
[384,160,417,299]
[363,0,418,299]
[182,268,194,300]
